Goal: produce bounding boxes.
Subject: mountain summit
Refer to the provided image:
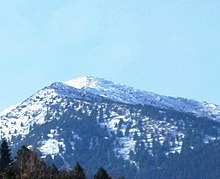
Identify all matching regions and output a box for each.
[64,76,220,120]
[64,76,106,89]
[0,76,220,178]
[1,76,219,120]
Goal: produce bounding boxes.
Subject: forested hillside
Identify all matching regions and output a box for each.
[0,138,220,179]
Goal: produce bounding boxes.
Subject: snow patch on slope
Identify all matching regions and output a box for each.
[0,88,60,140]
[39,139,65,159]
[0,103,21,116]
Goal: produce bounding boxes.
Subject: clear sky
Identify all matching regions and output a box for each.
[0,0,220,111]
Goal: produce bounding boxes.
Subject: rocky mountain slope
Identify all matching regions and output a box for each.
[64,76,220,120]
[0,76,220,178]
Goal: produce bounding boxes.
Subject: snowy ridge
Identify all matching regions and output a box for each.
[0,87,59,140]
[0,103,21,116]
[1,76,219,123]
[64,76,220,120]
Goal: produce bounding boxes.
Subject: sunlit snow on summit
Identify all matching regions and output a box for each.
[64,76,100,89]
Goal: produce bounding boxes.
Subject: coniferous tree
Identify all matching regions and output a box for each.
[0,138,12,173]
[3,165,15,179]
[69,161,86,179]
[49,163,59,178]
[14,145,47,178]
[94,167,111,179]
[58,169,69,179]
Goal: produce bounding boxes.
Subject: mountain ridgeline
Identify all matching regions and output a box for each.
[0,76,220,178]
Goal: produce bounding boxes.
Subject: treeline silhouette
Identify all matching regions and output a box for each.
[1,137,220,179]
[0,138,114,179]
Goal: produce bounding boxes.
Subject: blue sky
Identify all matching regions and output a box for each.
[0,0,220,111]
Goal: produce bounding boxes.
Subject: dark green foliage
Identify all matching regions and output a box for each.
[58,169,69,179]
[69,161,86,179]
[3,165,15,179]
[167,141,217,178]
[0,138,12,172]
[134,139,220,179]
[48,164,59,179]
[94,167,111,179]
[2,135,220,179]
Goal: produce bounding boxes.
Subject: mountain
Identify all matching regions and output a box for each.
[64,76,220,120]
[0,76,220,178]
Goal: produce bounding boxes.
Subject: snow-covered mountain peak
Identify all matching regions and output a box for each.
[63,76,220,121]
[64,76,131,92]
[64,76,103,89]
[1,76,220,129]
[64,76,147,103]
